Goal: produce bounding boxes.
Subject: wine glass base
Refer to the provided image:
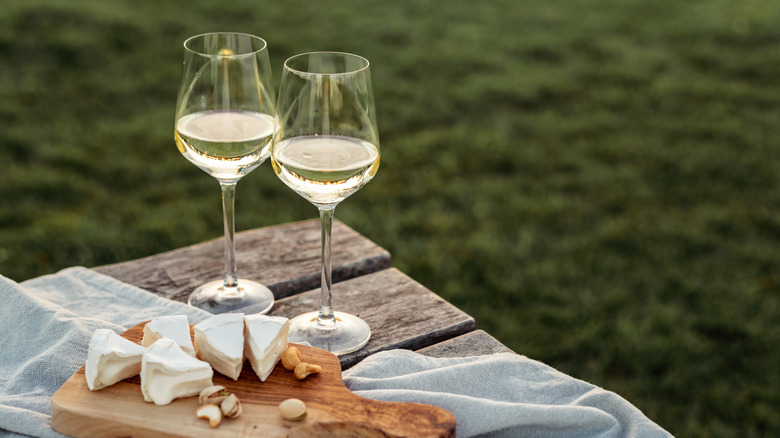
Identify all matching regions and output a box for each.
[288,311,371,356]
[188,279,274,314]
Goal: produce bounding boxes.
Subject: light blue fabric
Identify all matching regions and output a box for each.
[0,267,212,438]
[343,350,672,437]
[0,267,672,437]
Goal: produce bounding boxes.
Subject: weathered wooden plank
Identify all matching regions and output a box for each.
[270,268,476,369]
[416,330,514,358]
[94,219,390,302]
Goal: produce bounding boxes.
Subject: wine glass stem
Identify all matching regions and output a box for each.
[220,181,239,291]
[318,208,336,328]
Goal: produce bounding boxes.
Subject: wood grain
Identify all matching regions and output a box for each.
[51,322,455,438]
[417,330,514,358]
[270,268,476,369]
[90,219,512,363]
[94,219,391,302]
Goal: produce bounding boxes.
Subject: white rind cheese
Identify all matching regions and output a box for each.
[141,315,196,357]
[244,314,289,382]
[193,313,245,380]
[140,337,213,405]
[85,329,147,391]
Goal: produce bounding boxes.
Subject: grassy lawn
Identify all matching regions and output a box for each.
[2,0,779,436]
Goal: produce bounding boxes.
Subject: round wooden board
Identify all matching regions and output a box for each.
[51,321,455,437]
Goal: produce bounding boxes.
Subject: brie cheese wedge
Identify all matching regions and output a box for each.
[193,313,245,380]
[140,337,213,405]
[141,315,196,356]
[244,314,289,382]
[85,329,147,391]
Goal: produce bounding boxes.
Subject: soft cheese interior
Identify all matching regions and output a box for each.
[244,314,289,382]
[193,313,245,380]
[140,337,213,405]
[85,329,147,391]
[141,315,196,357]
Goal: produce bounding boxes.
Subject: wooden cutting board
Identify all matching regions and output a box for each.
[51,322,456,437]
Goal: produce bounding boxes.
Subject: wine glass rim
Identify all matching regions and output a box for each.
[183,32,268,57]
[284,51,370,75]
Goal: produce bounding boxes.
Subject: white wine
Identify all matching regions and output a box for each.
[272,135,380,207]
[175,110,277,181]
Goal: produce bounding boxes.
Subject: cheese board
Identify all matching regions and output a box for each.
[51,321,456,437]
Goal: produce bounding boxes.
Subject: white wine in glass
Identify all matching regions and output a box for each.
[174,32,278,314]
[176,110,277,180]
[272,52,380,355]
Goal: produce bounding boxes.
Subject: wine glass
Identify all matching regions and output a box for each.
[174,32,277,314]
[271,52,380,355]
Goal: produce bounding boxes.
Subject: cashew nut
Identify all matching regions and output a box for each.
[196,404,222,428]
[294,362,322,380]
[281,346,302,370]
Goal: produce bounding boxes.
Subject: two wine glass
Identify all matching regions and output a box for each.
[175,34,379,355]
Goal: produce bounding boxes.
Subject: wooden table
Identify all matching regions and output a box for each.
[94,219,513,369]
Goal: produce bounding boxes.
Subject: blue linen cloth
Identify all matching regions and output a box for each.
[0,267,672,437]
[343,351,672,437]
[0,267,212,438]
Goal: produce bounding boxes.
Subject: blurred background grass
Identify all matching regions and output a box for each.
[1,0,779,436]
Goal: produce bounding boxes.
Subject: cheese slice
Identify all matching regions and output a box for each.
[243,314,289,382]
[141,315,196,356]
[85,329,147,391]
[193,313,245,380]
[140,337,213,405]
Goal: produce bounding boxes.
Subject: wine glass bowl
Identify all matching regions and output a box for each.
[272,52,380,354]
[271,135,380,207]
[174,32,278,314]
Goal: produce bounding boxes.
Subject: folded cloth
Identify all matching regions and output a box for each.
[343,350,672,438]
[0,267,212,438]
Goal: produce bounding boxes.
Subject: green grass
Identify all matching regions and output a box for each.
[2,0,780,436]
